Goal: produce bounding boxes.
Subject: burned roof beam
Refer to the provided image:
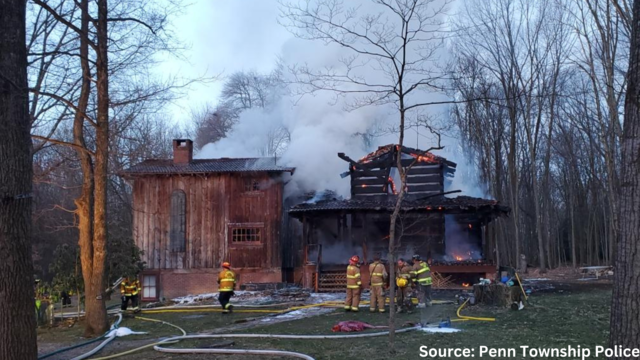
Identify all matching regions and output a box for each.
[338,152,357,165]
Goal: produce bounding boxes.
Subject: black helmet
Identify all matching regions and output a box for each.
[412,254,421,261]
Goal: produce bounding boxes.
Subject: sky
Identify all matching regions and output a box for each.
[156,0,293,123]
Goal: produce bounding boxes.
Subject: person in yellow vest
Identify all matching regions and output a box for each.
[217,262,236,313]
[345,255,362,312]
[120,276,141,311]
[368,253,388,313]
[411,254,433,308]
[396,258,414,313]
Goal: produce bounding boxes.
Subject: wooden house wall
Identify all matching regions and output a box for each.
[132,173,283,271]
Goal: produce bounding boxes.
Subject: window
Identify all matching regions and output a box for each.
[244,178,261,192]
[141,274,158,301]
[232,228,262,243]
[170,190,186,252]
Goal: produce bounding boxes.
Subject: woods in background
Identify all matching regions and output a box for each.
[450,0,629,271]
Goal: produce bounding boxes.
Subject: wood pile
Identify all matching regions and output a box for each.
[431,272,455,289]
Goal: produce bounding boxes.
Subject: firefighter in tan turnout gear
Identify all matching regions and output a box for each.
[368,253,388,313]
[345,255,362,312]
[411,254,433,308]
[395,258,414,313]
[217,262,236,313]
[120,276,141,312]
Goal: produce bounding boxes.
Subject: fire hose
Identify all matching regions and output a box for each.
[456,299,495,322]
[37,313,123,360]
[74,315,420,360]
[42,298,450,359]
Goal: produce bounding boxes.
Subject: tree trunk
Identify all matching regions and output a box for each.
[84,0,110,336]
[72,0,105,337]
[610,0,640,356]
[388,108,407,350]
[0,0,38,358]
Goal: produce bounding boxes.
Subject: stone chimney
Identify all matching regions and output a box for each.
[172,139,193,164]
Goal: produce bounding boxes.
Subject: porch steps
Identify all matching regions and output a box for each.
[317,271,347,292]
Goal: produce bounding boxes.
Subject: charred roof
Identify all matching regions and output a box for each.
[288,195,509,218]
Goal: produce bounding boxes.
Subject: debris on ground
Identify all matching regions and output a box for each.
[171,287,316,306]
[331,321,388,332]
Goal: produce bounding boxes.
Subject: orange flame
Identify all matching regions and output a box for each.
[455,256,463,261]
[388,176,397,195]
[462,283,470,287]
[409,152,439,163]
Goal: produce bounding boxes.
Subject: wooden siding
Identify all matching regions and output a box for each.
[132,173,284,270]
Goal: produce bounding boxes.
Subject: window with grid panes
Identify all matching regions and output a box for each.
[231,227,261,243]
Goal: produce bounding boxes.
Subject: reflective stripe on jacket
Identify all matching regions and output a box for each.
[121,279,140,296]
[218,269,236,292]
[346,265,361,289]
[411,261,432,285]
[369,261,387,286]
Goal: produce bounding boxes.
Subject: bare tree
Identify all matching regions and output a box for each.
[0,0,38,358]
[30,0,189,335]
[280,0,451,348]
[610,0,640,354]
[192,102,238,149]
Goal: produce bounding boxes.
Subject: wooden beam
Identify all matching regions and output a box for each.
[338,152,357,165]
[352,169,388,177]
[406,166,442,175]
[407,183,443,193]
[353,185,386,194]
[405,174,442,184]
[352,177,388,186]
[400,159,441,167]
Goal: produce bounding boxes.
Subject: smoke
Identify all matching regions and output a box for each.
[195,36,398,198]
[439,132,492,199]
[194,0,472,200]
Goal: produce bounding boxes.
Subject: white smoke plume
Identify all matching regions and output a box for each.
[194,0,492,200]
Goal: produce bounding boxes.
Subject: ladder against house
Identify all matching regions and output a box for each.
[317,270,346,292]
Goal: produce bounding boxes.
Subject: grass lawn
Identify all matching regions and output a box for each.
[37,284,612,360]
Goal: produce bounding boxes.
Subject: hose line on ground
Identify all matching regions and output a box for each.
[155,347,316,359]
[81,316,419,360]
[456,299,495,322]
[37,313,123,360]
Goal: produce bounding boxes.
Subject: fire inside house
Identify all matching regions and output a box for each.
[288,144,510,292]
[121,140,509,299]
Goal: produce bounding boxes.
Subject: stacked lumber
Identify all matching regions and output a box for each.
[431,272,454,289]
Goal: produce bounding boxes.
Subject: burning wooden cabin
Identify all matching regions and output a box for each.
[120,139,295,299]
[288,144,509,291]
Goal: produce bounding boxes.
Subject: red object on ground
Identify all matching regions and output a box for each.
[331,321,388,332]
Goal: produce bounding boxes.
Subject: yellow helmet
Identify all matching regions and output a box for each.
[396,277,408,288]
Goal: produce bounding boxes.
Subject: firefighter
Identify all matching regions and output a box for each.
[411,254,433,308]
[369,253,388,313]
[395,258,413,313]
[345,255,362,312]
[217,262,236,313]
[120,276,141,312]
